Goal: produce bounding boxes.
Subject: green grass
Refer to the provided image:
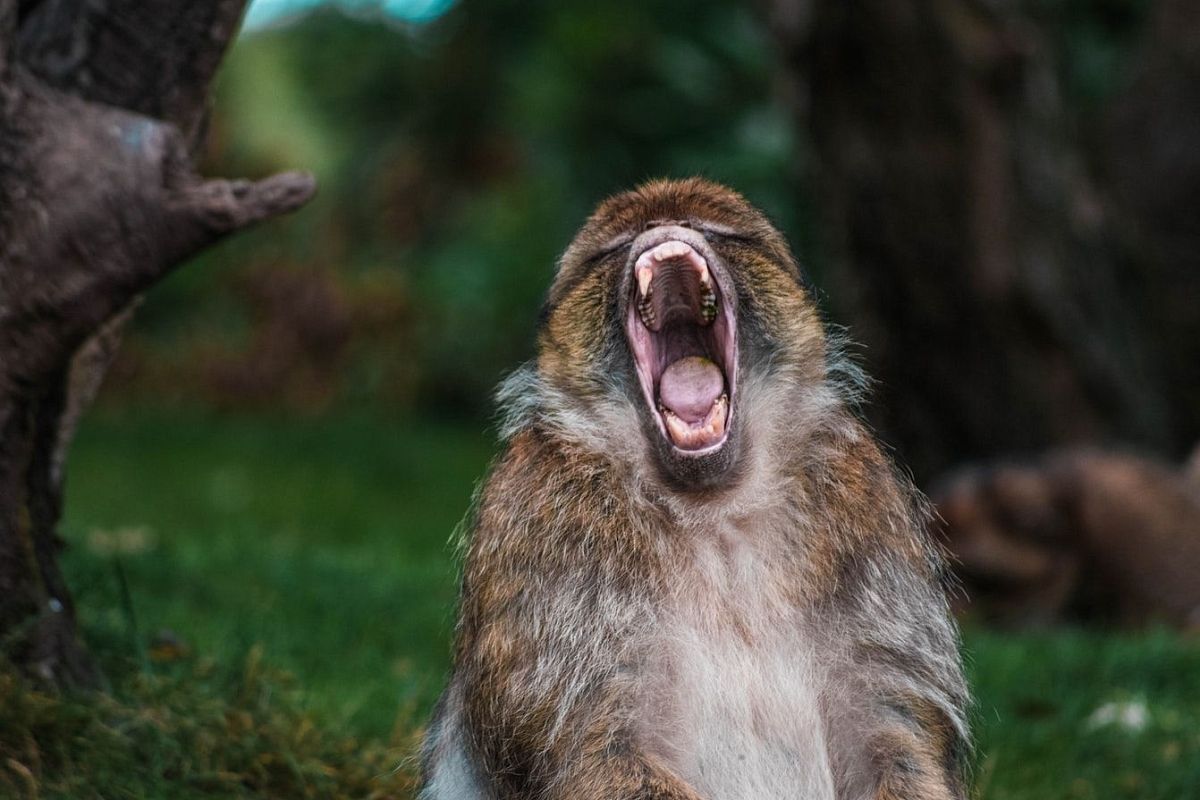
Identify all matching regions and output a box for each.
[3,410,1199,797]
[0,648,421,798]
[62,410,494,741]
[966,628,1200,799]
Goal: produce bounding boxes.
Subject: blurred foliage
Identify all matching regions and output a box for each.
[116,0,798,416]
[108,0,1154,417]
[1033,0,1152,110]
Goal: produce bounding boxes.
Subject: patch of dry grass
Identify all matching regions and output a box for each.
[0,647,419,799]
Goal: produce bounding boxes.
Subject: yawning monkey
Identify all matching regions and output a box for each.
[420,179,969,800]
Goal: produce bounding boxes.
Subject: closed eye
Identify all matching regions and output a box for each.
[693,222,756,246]
[584,235,634,266]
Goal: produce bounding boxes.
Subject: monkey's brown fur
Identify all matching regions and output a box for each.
[421,179,968,799]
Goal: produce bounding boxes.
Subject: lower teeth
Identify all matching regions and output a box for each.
[660,394,728,446]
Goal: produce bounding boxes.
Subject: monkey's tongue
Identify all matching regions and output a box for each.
[659,356,724,424]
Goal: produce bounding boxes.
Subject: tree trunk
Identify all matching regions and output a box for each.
[1103,0,1200,462]
[0,0,314,687]
[768,0,1190,481]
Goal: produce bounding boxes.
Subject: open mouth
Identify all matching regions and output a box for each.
[625,238,737,454]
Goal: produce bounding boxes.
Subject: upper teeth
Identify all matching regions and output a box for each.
[637,265,653,297]
[634,240,718,328]
[653,241,692,262]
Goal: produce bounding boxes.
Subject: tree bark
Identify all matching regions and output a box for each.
[0,0,314,687]
[768,0,1187,481]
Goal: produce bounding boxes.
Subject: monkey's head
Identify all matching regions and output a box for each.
[532,178,826,493]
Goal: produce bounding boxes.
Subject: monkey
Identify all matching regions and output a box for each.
[419,178,969,800]
[933,446,1200,629]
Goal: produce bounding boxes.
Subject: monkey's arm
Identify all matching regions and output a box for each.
[858,698,966,800]
[553,735,707,800]
[448,432,706,800]
[823,645,968,800]
[810,433,970,800]
[453,586,705,800]
[821,560,969,800]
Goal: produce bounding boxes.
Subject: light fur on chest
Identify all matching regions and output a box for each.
[639,522,836,800]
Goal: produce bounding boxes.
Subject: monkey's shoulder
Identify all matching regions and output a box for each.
[462,428,662,584]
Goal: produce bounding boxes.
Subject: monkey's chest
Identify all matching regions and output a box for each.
[644,620,835,800]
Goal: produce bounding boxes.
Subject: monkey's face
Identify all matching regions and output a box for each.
[538,178,824,492]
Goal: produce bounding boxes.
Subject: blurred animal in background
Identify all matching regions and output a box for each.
[421,179,968,800]
[933,444,1200,628]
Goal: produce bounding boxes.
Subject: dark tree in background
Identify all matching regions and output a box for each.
[1103,0,1200,469]
[0,0,312,686]
[769,0,1200,481]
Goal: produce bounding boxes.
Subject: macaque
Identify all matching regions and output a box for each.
[420,179,969,799]
[934,446,1200,628]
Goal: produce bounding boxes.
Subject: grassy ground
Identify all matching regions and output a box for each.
[62,411,493,739]
[3,410,1199,797]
